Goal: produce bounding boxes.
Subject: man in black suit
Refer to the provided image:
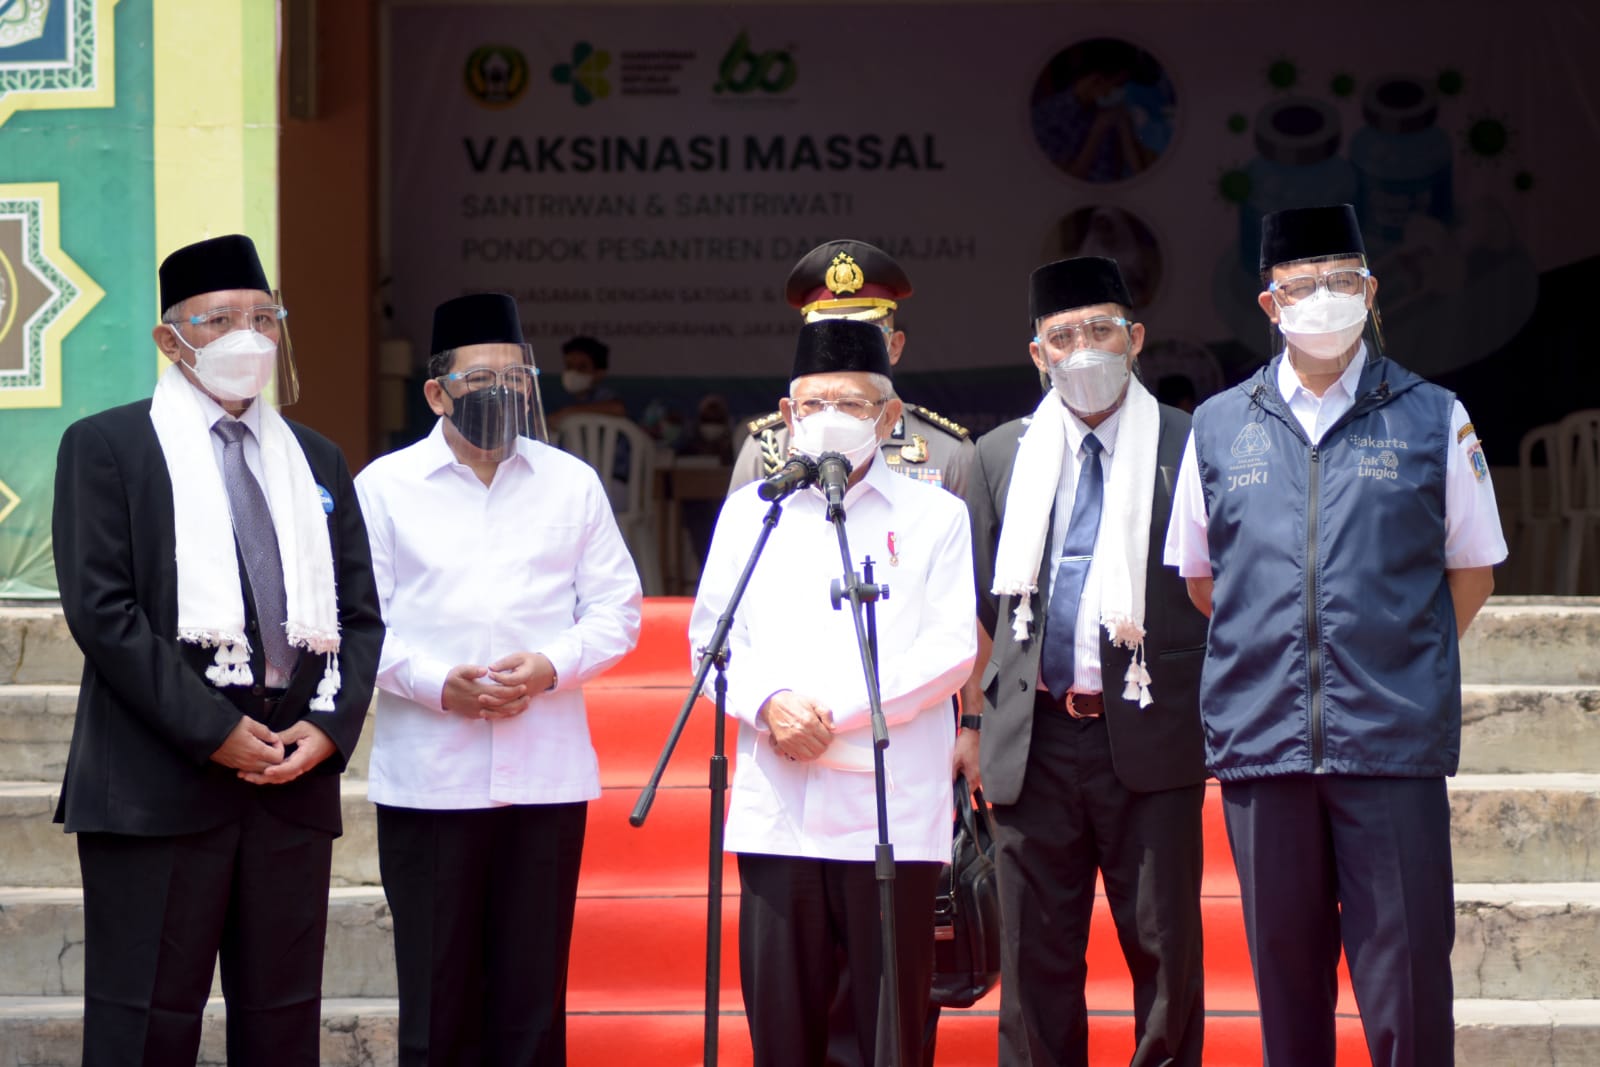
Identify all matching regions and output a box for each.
[50,234,383,1066]
[958,257,1208,1067]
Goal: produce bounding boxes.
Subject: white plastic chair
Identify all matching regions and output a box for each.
[553,414,663,596]
[1510,422,1562,594]
[1555,409,1600,594]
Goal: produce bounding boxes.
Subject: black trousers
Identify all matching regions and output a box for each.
[1220,775,1455,1067]
[990,710,1206,1067]
[736,852,942,1067]
[376,802,587,1067]
[76,801,334,1067]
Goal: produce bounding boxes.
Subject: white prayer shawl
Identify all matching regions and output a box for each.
[990,377,1160,706]
[148,364,343,709]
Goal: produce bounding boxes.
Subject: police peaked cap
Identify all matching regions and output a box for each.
[1029,256,1134,325]
[430,292,525,355]
[159,234,271,314]
[1259,204,1366,271]
[784,240,913,318]
[792,318,893,380]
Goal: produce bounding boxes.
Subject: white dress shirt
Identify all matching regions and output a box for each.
[1045,403,1123,695]
[690,453,977,864]
[1164,347,1509,577]
[190,381,288,686]
[355,420,643,809]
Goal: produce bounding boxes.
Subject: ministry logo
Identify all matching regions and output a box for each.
[551,41,611,106]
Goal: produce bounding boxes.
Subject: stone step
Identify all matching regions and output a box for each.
[4,682,1593,784]
[0,609,79,687]
[0,996,1594,1066]
[1460,598,1600,685]
[6,774,1597,889]
[1461,685,1600,774]
[1449,774,1600,883]
[1454,884,1600,1000]
[5,882,1597,1003]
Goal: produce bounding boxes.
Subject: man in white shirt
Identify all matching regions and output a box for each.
[690,318,976,1065]
[355,292,642,1066]
[1163,205,1507,1067]
[960,257,1208,1066]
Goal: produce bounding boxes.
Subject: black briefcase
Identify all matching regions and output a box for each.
[930,774,1002,1008]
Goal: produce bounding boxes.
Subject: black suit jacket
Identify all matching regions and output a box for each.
[965,402,1207,804]
[51,398,383,837]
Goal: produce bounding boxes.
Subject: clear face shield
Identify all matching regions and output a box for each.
[167,292,299,406]
[1264,255,1384,364]
[433,343,549,462]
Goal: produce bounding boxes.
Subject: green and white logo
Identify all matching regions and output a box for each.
[713,31,796,95]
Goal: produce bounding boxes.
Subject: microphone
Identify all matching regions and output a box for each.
[757,454,819,501]
[816,451,853,516]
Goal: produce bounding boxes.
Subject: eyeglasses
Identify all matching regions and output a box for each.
[436,364,539,396]
[1268,268,1371,306]
[186,304,287,335]
[1037,316,1130,354]
[791,396,888,420]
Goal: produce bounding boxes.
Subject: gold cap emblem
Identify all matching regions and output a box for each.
[825,252,865,296]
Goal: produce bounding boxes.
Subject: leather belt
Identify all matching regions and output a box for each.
[1034,689,1104,719]
[223,685,289,719]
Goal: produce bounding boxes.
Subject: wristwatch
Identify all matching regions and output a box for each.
[959,714,982,732]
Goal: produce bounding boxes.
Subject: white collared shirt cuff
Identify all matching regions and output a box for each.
[409,654,453,714]
[537,639,582,693]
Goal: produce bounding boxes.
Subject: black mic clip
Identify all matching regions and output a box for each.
[757,454,820,502]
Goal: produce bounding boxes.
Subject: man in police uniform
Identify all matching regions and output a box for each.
[729,239,975,497]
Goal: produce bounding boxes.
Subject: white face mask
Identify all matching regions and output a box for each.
[562,370,595,395]
[1277,291,1368,361]
[171,326,277,402]
[1048,349,1130,416]
[790,408,882,474]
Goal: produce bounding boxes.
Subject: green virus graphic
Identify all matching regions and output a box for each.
[1227,113,1248,134]
[1330,73,1356,98]
[1437,69,1465,96]
[551,42,611,106]
[1266,58,1298,90]
[1218,168,1252,205]
[1463,115,1513,161]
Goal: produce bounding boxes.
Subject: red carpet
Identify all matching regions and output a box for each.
[570,599,1371,1064]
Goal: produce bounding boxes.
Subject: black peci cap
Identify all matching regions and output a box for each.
[159,235,271,314]
[1029,256,1134,325]
[1260,204,1365,271]
[792,318,893,380]
[430,293,525,354]
[784,240,913,320]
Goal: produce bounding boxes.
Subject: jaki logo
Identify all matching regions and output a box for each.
[463,45,529,109]
[713,31,796,95]
[551,42,611,106]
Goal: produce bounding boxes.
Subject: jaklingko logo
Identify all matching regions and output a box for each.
[713,31,796,94]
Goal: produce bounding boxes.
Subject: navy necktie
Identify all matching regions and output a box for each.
[212,419,294,675]
[1040,433,1104,699]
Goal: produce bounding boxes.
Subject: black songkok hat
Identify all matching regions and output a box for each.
[158,234,270,314]
[1259,204,1366,271]
[430,293,525,355]
[784,239,913,317]
[792,319,893,380]
[1028,257,1134,325]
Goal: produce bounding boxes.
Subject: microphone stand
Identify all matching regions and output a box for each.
[821,453,903,1067]
[630,490,793,1066]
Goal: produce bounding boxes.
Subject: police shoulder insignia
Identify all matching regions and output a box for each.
[906,404,970,440]
[758,427,788,476]
[1457,421,1476,445]
[746,410,784,435]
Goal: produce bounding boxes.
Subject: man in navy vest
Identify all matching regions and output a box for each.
[1164,205,1507,1067]
[963,257,1208,1066]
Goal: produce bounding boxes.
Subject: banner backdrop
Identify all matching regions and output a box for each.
[386,2,1599,445]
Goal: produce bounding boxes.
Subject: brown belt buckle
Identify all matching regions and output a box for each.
[1064,692,1102,719]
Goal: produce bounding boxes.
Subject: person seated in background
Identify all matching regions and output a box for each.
[679,393,735,465]
[552,335,626,427]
